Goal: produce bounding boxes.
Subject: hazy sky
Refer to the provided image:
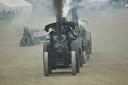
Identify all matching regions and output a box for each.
[0,0,31,7]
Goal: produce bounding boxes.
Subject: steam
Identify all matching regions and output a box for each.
[63,0,82,17]
[63,0,72,17]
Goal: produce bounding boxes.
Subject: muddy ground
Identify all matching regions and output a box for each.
[0,8,128,85]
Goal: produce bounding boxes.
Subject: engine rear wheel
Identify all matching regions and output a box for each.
[80,48,83,67]
[72,51,76,75]
[78,38,84,67]
[87,32,92,54]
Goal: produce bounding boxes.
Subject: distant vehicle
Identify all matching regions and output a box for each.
[20,27,48,47]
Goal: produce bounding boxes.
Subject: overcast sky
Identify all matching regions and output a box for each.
[0,0,31,7]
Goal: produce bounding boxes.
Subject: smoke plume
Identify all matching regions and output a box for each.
[52,0,83,20]
[52,0,65,20]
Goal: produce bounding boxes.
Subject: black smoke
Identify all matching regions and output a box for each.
[52,0,65,20]
[52,0,83,20]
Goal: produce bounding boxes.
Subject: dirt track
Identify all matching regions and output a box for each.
[0,8,128,85]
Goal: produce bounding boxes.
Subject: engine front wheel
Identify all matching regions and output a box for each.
[72,40,80,73]
[72,51,80,75]
[43,52,49,76]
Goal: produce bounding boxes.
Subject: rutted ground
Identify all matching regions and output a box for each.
[0,8,128,85]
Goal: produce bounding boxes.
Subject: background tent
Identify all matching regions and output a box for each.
[0,0,32,19]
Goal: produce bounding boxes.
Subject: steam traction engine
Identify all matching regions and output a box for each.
[43,18,82,76]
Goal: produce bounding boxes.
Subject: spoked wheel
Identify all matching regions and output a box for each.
[85,32,92,59]
[86,32,92,55]
[82,41,85,64]
[43,52,49,76]
[79,48,83,67]
[72,51,76,75]
[79,39,83,67]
